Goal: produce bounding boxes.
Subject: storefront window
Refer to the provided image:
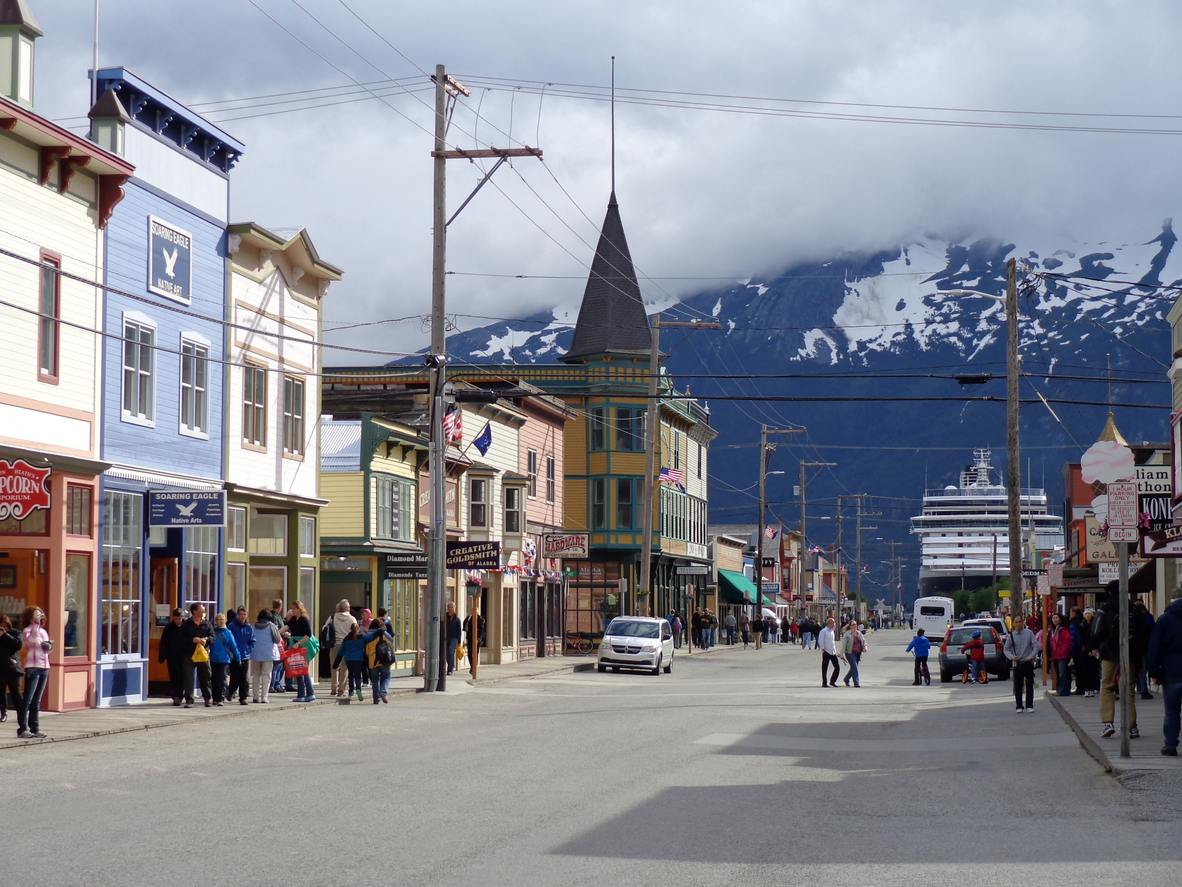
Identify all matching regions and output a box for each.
[565,560,623,646]
[186,526,219,613]
[0,509,47,535]
[64,554,89,657]
[101,491,142,656]
[250,566,285,619]
[391,577,418,652]
[226,563,246,611]
[0,550,47,630]
[227,506,246,551]
[66,486,92,536]
[520,583,536,641]
[502,586,514,649]
[300,516,316,557]
[249,512,287,555]
[300,566,315,602]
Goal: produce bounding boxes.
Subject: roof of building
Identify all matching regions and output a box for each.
[0,0,42,35]
[561,192,651,361]
[320,418,362,473]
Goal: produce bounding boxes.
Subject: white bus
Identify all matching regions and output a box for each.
[912,596,955,642]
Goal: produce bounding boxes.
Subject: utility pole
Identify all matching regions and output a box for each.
[423,65,541,693]
[857,503,880,607]
[887,540,899,619]
[799,460,836,620]
[1005,257,1023,630]
[837,494,866,620]
[640,315,718,620]
[753,428,805,620]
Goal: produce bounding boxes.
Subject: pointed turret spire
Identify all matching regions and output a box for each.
[561,192,650,361]
[1097,411,1128,446]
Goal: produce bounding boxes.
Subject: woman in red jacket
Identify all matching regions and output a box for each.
[1049,611,1074,696]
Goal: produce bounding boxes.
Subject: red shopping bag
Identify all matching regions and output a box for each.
[283,646,309,678]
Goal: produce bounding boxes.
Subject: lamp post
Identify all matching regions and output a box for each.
[948,258,1022,635]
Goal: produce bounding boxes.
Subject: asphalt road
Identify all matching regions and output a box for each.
[4,629,1179,887]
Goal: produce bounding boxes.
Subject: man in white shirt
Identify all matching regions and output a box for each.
[818,617,841,687]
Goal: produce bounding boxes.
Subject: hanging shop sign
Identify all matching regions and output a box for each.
[148,490,226,526]
[1142,524,1182,558]
[762,582,782,597]
[675,564,710,575]
[446,541,502,570]
[0,459,51,520]
[385,551,428,579]
[542,532,589,559]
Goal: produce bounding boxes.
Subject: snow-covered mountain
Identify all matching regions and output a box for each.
[419,222,1178,595]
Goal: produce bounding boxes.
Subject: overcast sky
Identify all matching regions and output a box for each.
[30,0,1182,362]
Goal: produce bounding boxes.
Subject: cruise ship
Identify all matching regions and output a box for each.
[911,449,1064,597]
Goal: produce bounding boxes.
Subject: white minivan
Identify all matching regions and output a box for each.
[597,616,674,674]
[912,596,955,643]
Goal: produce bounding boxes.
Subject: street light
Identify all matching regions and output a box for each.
[947,260,1023,634]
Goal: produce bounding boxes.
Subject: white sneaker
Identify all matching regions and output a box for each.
[1025,705,1034,713]
[1016,706,1025,713]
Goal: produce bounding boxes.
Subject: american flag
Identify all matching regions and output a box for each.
[659,467,684,485]
[764,524,778,539]
[442,406,462,443]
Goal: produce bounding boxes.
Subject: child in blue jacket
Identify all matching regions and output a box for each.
[906,628,931,686]
[332,624,369,702]
[210,613,241,706]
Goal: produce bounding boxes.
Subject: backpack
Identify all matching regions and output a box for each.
[374,636,394,666]
[319,618,336,649]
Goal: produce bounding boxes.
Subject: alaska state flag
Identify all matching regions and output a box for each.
[473,422,493,456]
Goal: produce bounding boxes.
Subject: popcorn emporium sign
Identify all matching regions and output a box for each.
[0,459,51,520]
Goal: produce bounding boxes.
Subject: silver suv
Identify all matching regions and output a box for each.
[597,617,674,675]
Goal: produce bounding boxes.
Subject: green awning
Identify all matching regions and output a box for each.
[762,594,778,607]
[718,569,758,605]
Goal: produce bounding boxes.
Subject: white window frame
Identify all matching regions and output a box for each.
[504,485,523,534]
[545,455,556,504]
[299,515,316,558]
[121,311,156,427]
[242,363,267,448]
[527,450,538,498]
[283,375,305,456]
[227,506,247,551]
[470,477,488,529]
[179,332,211,439]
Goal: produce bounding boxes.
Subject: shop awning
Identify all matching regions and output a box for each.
[718,569,758,605]
[761,594,778,606]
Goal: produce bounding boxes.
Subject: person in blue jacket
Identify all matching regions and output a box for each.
[332,624,369,702]
[209,612,241,707]
[906,628,932,686]
[226,607,254,706]
[1145,588,1182,756]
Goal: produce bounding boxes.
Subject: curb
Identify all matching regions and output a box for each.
[1044,690,1159,776]
[466,661,596,685]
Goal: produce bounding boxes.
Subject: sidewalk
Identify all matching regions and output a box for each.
[0,655,598,751]
[1046,689,1182,775]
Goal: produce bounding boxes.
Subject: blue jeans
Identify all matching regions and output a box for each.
[446,638,459,674]
[970,660,984,682]
[844,653,861,686]
[371,666,391,701]
[270,659,285,691]
[21,667,48,734]
[296,674,313,699]
[1162,680,1181,751]
[802,632,813,649]
[726,627,735,645]
[1055,659,1072,695]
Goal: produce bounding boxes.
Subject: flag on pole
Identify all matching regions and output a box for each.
[442,406,462,444]
[473,422,493,456]
[659,467,684,485]
[764,524,778,539]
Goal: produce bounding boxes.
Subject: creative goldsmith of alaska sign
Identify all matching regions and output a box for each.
[0,460,52,520]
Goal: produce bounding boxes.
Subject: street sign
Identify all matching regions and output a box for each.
[386,551,429,578]
[1098,563,1119,583]
[761,582,781,597]
[1108,526,1139,543]
[1047,562,1064,587]
[1037,574,1050,596]
[1141,524,1182,557]
[148,490,225,526]
[1107,481,1139,528]
[676,565,710,575]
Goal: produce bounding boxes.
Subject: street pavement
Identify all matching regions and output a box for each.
[4,629,1179,887]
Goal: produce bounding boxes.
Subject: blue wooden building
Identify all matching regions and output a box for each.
[91,68,244,706]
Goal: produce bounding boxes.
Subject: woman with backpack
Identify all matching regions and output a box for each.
[332,624,368,702]
[364,621,395,703]
[209,612,241,707]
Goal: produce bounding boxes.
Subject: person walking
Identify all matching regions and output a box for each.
[1080,608,1101,697]
[841,622,867,687]
[209,613,241,707]
[444,602,462,675]
[724,612,737,646]
[802,618,816,651]
[157,608,187,706]
[752,613,764,650]
[690,609,702,649]
[332,624,369,702]
[1093,586,1146,739]
[704,610,718,649]
[739,613,751,649]
[1145,587,1182,756]
[267,599,286,694]
[818,617,841,687]
[1004,619,1038,712]
[463,610,485,672]
[790,618,800,645]
[180,603,214,708]
[671,613,683,649]
[364,620,395,704]
[249,610,283,703]
[17,607,51,739]
[1134,599,1156,700]
[286,600,317,703]
[0,614,24,727]
[1048,612,1073,696]
[1068,606,1089,697]
[226,607,254,705]
[328,599,358,697]
[906,628,931,686]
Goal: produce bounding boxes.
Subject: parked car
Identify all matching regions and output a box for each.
[939,625,1009,683]
[597,617,674,675]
